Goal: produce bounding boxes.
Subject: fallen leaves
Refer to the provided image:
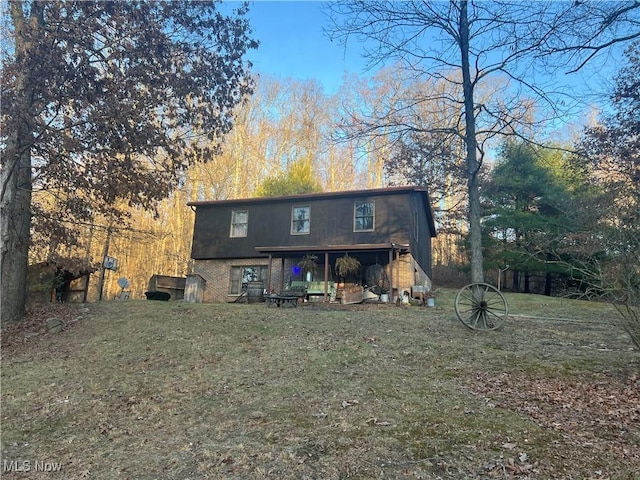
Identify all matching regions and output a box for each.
[468,371,640,477]
[0,303,89,354]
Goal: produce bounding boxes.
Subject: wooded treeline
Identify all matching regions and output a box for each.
[41,37,638,304]
[38,72,472,301]
[2,1,637,327]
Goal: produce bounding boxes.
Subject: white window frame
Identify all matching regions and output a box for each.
[291,206,311,235]
[230,209,248,238]
[354,201,375,232]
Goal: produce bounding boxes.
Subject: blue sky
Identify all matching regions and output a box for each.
[245,1,370,93]
[241,1,623,128]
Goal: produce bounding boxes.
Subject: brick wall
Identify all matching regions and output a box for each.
[194,258,282,303]
[194,254,432,303]
[387,253,432,301]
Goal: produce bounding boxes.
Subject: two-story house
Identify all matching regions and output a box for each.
[187,186,437,303]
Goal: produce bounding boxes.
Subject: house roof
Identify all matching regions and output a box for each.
[188,185,429,206]
[255,243,410,255]
[188,185,436,237]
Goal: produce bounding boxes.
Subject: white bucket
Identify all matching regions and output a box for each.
[380,293,389,303]
[426,297,435,307]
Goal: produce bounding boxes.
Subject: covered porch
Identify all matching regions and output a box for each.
[256,243,411,303]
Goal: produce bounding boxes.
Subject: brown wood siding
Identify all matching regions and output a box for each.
[190,188,436,281]
[191,192,419,260]
[407,191,433,277]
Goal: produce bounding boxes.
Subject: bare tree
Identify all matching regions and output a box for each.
[326,1,555,282]
[568,41,640,346]
[535,1,640,73]
[326,0,637,283]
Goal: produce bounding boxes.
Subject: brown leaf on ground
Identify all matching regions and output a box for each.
[1,303,88,353]
[467,372,640,477]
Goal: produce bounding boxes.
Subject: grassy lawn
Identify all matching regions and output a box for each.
[1,291,638,479]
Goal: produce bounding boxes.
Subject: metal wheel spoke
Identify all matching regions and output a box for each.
[486,308,506,320]
[458,291,479,307]
[483,311,498,329]
[458,303,477,314]
[480,311,491,330]
[463,310,479,329]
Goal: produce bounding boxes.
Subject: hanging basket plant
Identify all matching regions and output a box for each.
[298,254,319,275]
[335,253,361,279]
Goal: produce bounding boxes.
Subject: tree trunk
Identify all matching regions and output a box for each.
[1,136,33,326]
[544,271,552,296]
[512,270,520,292]
[544,253,553,296]
[459,0,484,283]
[1,2,37,325]
[97,227,113,301]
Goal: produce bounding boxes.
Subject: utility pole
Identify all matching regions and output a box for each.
[97,226,113,301]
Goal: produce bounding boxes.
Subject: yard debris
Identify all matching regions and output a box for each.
[1,303,87,353]
[366,417,394,427]
[341,399,359,408]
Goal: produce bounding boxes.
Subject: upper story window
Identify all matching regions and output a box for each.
[291,206,310,234]
[230,209,248,238]
[354,201,375,231]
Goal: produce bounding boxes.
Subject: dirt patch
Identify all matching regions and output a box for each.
[299,300,404,311]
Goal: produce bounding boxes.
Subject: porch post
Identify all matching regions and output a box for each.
[324,251,330,302]
[396,248,400,300]
[266,254,273,294]
[388,247,394,300]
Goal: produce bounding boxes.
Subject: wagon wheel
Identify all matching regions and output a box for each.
[455,283,508,331]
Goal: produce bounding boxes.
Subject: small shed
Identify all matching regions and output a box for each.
[147,275,186,301]
[27,258,97,304]
[184,274,206,303]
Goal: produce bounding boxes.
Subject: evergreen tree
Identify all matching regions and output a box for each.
[482,141,583,294]
[255,160,323,197]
